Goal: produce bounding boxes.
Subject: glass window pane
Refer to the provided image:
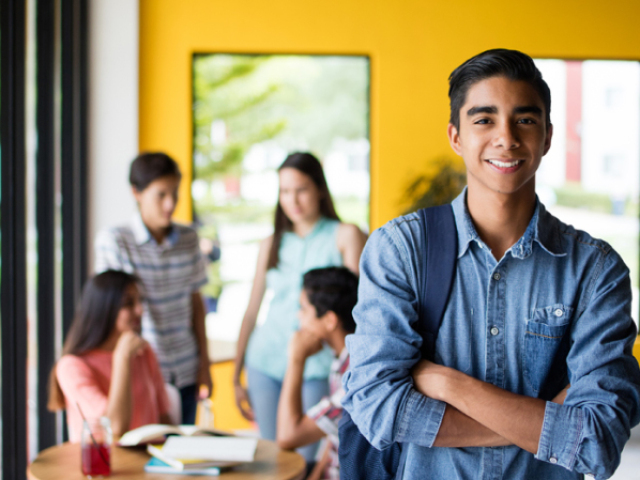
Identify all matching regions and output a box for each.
[25,0,38,462]
[191,54,370,389]
[535,58,640,324]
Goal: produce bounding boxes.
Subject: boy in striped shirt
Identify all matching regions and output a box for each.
[94,152,211,424]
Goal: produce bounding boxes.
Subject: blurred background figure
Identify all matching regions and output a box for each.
[94,152,211,424]
[233,152,366,463]
[276,267,359,480]
[48,271,172,442]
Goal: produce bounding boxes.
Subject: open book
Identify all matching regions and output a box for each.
[118,424,231,447]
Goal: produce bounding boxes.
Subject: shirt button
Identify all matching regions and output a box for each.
[549,456,558,464]
[490,327,499,336]
[554,308,563,317]
[492,272,501,281]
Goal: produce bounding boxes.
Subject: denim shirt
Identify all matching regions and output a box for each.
[342,190,640,480]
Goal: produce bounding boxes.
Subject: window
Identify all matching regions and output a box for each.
[192,53,370,345]
[1,0,88,477]
[535,58,640,321]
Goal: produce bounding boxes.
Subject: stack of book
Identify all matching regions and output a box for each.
[144,457,224,476]
[118,424,259,476]
[145,436,258,475]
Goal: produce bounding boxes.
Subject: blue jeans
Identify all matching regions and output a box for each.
[179,384,198,425]
[246,366,329,462]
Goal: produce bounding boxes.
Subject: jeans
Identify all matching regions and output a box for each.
[179,383,198,425]
[247,366,329,462]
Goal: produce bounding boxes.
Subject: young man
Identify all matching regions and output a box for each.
[342,49,640,479]
[95,152,212,424]
[276,267,358,480]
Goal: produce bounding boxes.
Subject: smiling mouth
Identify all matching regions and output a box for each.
[486,159,524,168]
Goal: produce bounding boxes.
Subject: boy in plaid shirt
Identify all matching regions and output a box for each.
[276,267,358,480]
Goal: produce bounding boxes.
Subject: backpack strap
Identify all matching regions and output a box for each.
[416,205,458,359]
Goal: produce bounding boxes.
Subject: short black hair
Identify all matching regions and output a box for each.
[129,152,182,191]
[302,267,358,334]
[448,49,551,131]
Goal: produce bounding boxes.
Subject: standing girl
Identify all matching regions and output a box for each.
[233,152,366,461]
[49,270,172,442]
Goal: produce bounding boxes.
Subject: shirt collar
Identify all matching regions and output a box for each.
[131,212,179,247]
[451,188,566,260]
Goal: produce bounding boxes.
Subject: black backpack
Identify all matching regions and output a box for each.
[339,204,458,480]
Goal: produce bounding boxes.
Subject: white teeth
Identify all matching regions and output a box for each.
[487,159,522,168]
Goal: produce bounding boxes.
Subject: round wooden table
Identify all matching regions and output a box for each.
[27,439,306,480]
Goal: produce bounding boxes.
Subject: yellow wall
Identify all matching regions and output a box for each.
[207,362,252,431]
[139,0,640,229]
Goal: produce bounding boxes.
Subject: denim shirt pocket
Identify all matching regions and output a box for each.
[523,304,573,395]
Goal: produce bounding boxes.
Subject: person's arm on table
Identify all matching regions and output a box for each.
[276,330,326,450]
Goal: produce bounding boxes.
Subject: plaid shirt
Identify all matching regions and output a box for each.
[307,347,349,480]
[94,213,207,388]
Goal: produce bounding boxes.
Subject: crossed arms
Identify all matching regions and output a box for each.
[411,360,568,451]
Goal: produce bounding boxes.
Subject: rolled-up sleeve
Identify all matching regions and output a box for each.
[535,250,640,479]
[342,223,446,450]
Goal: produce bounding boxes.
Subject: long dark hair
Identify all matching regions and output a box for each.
[267,152,340,269]
[48,270,139,410]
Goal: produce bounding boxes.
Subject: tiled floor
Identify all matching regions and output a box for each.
[611,424,640,480]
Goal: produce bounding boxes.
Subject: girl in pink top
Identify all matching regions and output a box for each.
[48,270,171,442]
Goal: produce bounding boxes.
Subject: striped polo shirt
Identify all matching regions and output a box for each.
[94,213,207,388]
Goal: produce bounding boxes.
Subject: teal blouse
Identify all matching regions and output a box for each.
[245,217,343,380]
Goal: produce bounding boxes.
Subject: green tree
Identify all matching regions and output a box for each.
[193,55,286,181]
[402,156,467,214]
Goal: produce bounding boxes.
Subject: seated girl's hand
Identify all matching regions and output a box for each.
[114,331,148,361]
[289,330,323,363]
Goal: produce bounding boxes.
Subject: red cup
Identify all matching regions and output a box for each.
[81,417,112,477]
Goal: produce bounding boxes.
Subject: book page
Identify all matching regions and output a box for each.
[118,424,181,446]
[177,425,231,437]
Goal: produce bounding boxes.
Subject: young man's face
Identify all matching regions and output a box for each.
[297,290,328,340]
[132,175,180,232]
[448,76,552,198]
